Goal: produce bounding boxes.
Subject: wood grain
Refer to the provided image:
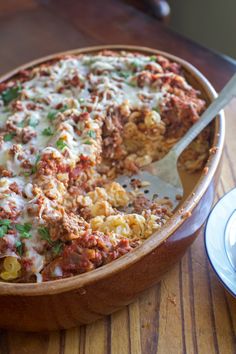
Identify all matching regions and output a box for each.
[0,0,235,352]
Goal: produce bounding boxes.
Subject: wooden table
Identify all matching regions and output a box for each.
[0,1,235,353]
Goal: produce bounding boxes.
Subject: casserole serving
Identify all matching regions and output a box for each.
[0,49,210,283]
[0,45,224,330]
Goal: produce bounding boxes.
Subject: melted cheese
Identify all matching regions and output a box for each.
[0,52,179,280]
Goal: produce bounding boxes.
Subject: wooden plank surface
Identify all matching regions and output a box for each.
[0,1,235,353]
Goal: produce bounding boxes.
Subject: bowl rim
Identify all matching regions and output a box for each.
[204,187,236,298]
[0,44,225,296]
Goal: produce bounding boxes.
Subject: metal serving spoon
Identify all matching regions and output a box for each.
[117,73,236,210]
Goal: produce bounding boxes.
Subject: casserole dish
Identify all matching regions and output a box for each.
[0,45,224,331]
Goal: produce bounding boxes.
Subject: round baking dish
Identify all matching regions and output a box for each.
[0,45,225,331]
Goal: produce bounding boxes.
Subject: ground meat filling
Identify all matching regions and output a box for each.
[42,231,138,281]
[47,213,89,242]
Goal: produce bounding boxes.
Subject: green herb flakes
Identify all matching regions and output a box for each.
[127,81,136,87]
[15,223,32,239]
[23,171,32,177]
[42,127,54,136]
[150,56,157,62]
[24,154,40,176]
[15,240,23,256]
[0,219,11,238]
[38,227,52,244]
[130,60,139,69]
[3,132,16,142]
[0,226,8,238]
[119,71,130,79]
[47,105,68,121]
[52,241,63,256]
[29,117,39,128]
[0,220,11,227]
[35,154,41,164]
[56,138,68,150]
[1,86,21,105]
[87,130,96,139]
[38,227,63,254]
[47,111,57,121]
[17,121,25,128]
[59,105,68,113]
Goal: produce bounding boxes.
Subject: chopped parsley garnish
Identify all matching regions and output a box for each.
[52,241,63,256]
[127,81,137,87]
[23,171,32,177]
[47,111,57,121]
[24,154,40,176]
[119,71,130,79]
[84,58,96,66]
[3,132,16,142]
[84,140,92,145]
[0,226,8,238]
[35,154,41,164]
[17,121,25,128]
[0,219,11,238]
[130,60,139,69]
[29,117,39,127]
[47,105,68,121]
[56,138,68,150]
[87,130,96,139]
[42,127,54,136]
[150,55,157,62]
[31,155,40,174]
[38,227,62,254]
[38,227,52,244]
[15,223,32,239]
[59,104,68,112]
[15,240,23,256]
[0,220,11,227]
[31,154,40,174]
[1,86,21,105]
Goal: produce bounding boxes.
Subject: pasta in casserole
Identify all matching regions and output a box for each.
[0,50,209,282]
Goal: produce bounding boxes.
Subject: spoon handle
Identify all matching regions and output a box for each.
[173,73,236,157]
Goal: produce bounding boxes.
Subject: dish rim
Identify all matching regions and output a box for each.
[0,44,225,295]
